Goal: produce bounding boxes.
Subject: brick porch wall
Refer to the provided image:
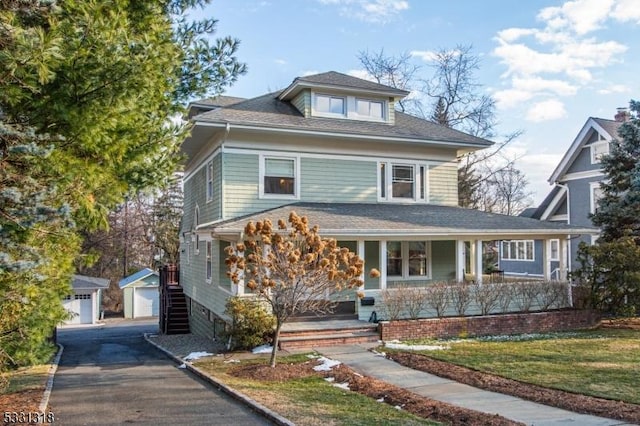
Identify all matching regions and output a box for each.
[379,309,601,341]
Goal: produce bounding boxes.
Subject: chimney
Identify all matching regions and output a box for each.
[614,107,630,122]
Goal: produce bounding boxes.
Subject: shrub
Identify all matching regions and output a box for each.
[473,282,501,315]
[536,281,568,310]
[380,287,404,320]
[403,285,428,319]
[222,296,275,350]
[512,281,540,312]
[424,281,450,317]
[449,282,472,316]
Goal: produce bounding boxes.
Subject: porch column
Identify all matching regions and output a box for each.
[379,239,387,290]
[234,240,244,296]
[474,239,483,285]
[559,238,568,281]
[469,241,476,275]
[456,239,466,282]
[357,239,365,291]
[542,238,551,281]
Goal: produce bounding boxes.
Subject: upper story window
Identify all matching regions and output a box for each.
[379,161,428,202]
[549,239,559,261]
[314,94,346,117]
[312,92,387,122]
[590,141,610,164]
[501,240,534,261]
[590,181,604,214]
[356,98,384,120]
[205,240,212,282]
[206,160,214,202]
[260,156,299,199]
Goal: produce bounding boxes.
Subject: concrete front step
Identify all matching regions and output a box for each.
[279,331,379,350]
[279,319,380,350]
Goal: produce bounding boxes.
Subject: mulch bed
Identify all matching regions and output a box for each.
[229,360,523,425]
[387,352,640,424]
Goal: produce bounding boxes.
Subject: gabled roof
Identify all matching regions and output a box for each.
[193,91,493,149]
[278,71,410,100]
[72,275,110,290]
[210,202,595,239]
[548,117,622,183]
[119,268,158,288]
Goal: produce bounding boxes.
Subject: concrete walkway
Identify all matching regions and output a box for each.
[315,344,629,426]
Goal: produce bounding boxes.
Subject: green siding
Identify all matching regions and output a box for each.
[292,90,311,117]
[431,240,456,281]
[301,158,377,203]
[387,98,395,125]
[182,153,222,233]
[123,288,133,318]
[364,241,381,290]
[429,163,458,206]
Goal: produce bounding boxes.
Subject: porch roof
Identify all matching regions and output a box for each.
[208,203,596,240]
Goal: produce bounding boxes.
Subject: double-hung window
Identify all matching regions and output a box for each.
[590,141,610,164]
[261,156,298,197]
[501,240,534,261]
[590,181,604,214]
[549,239,559,261]
[386,241,430,279]
[379,162,428,202]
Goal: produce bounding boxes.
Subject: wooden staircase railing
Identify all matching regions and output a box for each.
[159,264,189,335]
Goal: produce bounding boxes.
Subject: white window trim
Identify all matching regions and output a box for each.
[354,97,386,122]
[205,160,214,202]
[193,205,200,255]
[258,154,300,200]
[501,240,535,262]
[312,93,346,118]
[218,240,234,295]
[377,161,429,203]
[549,239,560,261]
[590,140,610,164]
[589,181,603,214]
[386,241,432,280]
[311,92,388,123]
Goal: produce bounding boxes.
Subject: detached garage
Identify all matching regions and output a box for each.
[120,268,159,318]
[62,275,109,325]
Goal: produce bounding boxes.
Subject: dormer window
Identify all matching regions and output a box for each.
[356,98,384,120]
[311,92,387,122]
[314,94,345,117]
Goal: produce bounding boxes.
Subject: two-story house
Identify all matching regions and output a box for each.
[177,71,594,339]
[498,109,626,278]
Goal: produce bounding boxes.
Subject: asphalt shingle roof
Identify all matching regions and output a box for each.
[195,92,492,148]
[593,117,623,139]
[72,275,110,290]
[119,268,158,288]
[290,71,410,96]
[211,203,595,237]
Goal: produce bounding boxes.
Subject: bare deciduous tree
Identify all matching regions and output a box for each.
[488,164,533,216]
[225,212,368,367]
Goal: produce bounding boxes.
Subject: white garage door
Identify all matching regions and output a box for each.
[134,287,159,318]
[63,293,94,324]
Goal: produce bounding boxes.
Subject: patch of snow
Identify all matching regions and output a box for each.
[394,405,403,410]
[313,356,341,371]
[372,349,386,357]
[324,377,335,382]
[183,351,214,361]
[223,359,240,364]
[376,397,384,402]
[178,363,186,369]
[333,382,350,390]
[252,344,273,354]
[385,341,447,351]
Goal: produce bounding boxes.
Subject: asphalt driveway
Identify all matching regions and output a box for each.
[49,319,273,425]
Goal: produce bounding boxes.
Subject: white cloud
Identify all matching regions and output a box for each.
[346,69,375,81]
[492,0,633,115]
[410,50,437,62]
[317,0,408,23]
[301,70,320,77]
[274,59,287,65]
[611,0,640,23]
[597,84,630,94]
[526,99,567,122]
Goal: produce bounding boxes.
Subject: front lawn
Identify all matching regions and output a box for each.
[194,353,438,426]
[0,364,51,413]
[394,327,640,404]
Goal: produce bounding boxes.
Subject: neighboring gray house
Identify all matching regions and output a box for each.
[499,110,626,278]
[176,71,594,339]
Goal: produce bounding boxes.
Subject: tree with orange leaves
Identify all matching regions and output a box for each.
[225,211,373,367]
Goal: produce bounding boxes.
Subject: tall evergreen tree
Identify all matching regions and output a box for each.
[591,100,640,243]
[0,0,246,371]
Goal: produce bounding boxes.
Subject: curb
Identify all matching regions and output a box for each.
[39,343,63,413]
[144,334,295,426]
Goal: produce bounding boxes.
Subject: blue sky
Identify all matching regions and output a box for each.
[195,0,640,204]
